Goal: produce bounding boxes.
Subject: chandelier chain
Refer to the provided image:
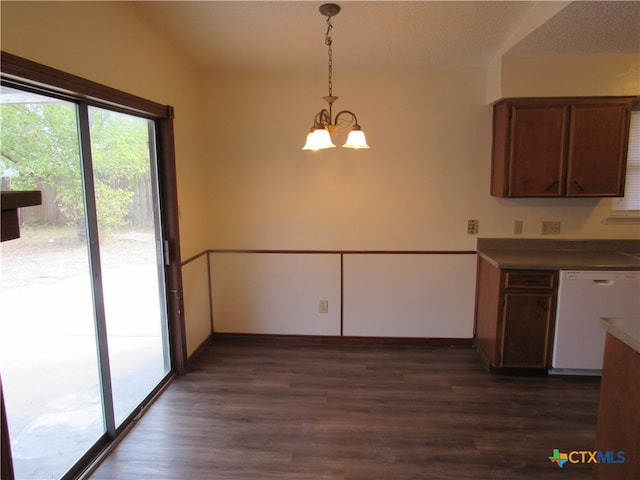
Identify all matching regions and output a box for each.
[325,16,333,96]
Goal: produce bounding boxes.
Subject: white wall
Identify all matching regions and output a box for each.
[501,53,640,98]
[182,256,212,355]
[210,253,341,335]
[205,68,491,250]
[202,62,638,338]
[205,68,639,251]
[208,252,476,339]
[343,254,477,338]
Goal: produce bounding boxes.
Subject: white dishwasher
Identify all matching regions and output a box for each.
[552,270,640,375]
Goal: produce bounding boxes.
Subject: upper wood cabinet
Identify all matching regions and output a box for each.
[491,97,634,198]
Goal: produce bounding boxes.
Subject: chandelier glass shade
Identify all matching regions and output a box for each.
[303,128,336,150]
[302,4,369,151]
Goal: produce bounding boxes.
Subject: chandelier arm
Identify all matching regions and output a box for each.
[334,110,360,127]
[321,109,331,126]
[312,109,331,128]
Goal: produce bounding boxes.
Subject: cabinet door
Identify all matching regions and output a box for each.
[474,257,502,367]
[567,102,630,197]
[507,104,567,197]
[499,292,554,368]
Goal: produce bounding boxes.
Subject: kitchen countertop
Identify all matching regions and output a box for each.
[477,238,640,271]
[600,317,640,354]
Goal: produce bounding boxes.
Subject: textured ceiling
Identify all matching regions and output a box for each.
[507,1,640,56]
[132,1,640,73]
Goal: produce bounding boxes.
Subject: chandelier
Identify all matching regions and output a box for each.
[302,3,370,151]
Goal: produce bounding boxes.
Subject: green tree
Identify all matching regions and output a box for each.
[89,108,151,229]
[1,100,151,229]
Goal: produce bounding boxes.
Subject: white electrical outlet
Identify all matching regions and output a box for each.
[467,219,479,235]
[319,300,329,314]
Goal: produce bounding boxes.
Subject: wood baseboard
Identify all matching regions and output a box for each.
[186,333,214,371]
[210,332,472,347]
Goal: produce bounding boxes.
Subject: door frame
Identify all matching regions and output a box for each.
[1,51,187,478]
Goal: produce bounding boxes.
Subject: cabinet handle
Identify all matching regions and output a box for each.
[544,181,559,193]
[572,180,585,192]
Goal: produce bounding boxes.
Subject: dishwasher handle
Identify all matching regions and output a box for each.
[592,279,615,286]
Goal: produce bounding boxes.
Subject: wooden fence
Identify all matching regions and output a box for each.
[18,172,154,228]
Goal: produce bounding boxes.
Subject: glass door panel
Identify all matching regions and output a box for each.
[88,107,170,426]
[0,87,104,479]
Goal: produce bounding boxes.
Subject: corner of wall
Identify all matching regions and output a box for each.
[485,55,503,105]
[486,0,571,102]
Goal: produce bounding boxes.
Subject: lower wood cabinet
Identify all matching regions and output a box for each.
[595,332,640,480]
[474,256,558,371]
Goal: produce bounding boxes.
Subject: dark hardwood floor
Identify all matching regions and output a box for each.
[89,337,601,480]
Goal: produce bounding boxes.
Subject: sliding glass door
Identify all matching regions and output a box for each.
[0,85,171,479]
[87,106,171,428]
